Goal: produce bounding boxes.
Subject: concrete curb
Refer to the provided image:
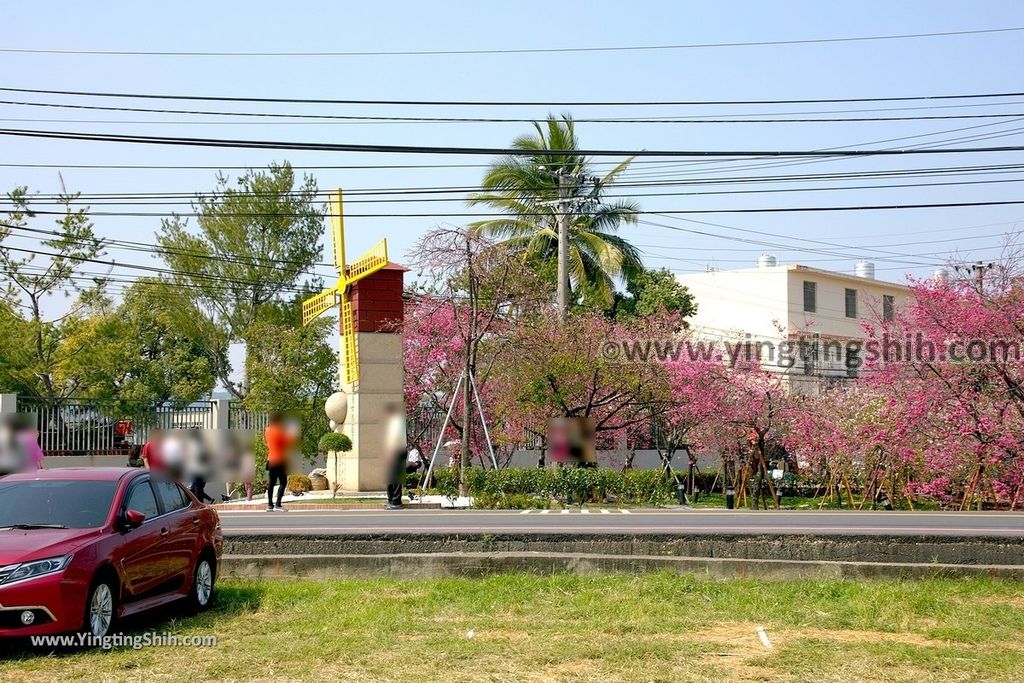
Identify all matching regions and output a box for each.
[220,533,1024,580]
[220,552,1024,581]
[223,532,1024,567]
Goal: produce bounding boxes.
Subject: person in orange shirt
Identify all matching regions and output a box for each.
[264,412,296,512]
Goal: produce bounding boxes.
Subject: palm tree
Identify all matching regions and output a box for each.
[468,115,642,308]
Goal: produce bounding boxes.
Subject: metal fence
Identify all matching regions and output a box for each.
[15,397,224,456]
[228,402,269,432]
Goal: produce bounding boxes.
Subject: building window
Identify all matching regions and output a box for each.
[846,347,860,378]
[883,295,895,321]
[803,281,817,313]
[845,288,857,318]
[801,339,818,376]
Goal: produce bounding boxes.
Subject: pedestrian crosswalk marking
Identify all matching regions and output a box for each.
[518,509,633,515]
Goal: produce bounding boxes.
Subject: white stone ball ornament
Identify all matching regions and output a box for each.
[324,391,349,432]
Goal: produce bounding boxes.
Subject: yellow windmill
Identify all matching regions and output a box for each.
[301,189,388,384]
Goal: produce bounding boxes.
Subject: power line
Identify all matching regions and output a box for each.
[14,161,1024,196]
[636,219,941,268]
[0,242,322,294]
[11,175,1024,208]
[6,127,1024,156]
[3,222,338,273]
[9,98,1024,124]
[4,85,1024,107]
[12,199,1024,219]
[1,26,1021,57]
[617,115,1024,180]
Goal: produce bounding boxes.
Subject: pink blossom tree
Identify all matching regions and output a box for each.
[862,263,1024,509]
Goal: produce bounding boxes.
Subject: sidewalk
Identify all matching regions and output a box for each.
[214,489,471,510]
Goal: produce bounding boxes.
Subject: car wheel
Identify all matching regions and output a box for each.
[85,578,116,639]
[189,556,215,611]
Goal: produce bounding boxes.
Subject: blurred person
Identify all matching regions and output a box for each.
[159,429,188,482]
[264,412,296,512]
[176,429,214,505]
[128,444,145,468]
[0,415,35,476]
[188,473,215,504]
[241,448,255,501]
[384,402,407,510]
[0,413,37,479]
[187,441,215,504]
[223,430,256,502]
[547,417,597,467]
[20,426,44,471]
[141,429,164,472]
[283,415,303,482]
[406,444,423,476]
[405,444,423,500]
[445,439,459,468]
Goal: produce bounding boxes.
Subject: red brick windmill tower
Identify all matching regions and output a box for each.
[302,189,407,490]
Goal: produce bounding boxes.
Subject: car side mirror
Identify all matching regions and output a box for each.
[123,509,146,529]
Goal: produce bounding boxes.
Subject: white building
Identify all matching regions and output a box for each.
[676,257,916,393]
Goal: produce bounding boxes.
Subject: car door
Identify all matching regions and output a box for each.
[151,478,197,585]
[117,478,167,599]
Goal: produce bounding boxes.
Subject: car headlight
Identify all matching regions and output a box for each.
[0,554,73,586]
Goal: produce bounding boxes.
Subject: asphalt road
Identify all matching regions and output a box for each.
[218,508,1024,537]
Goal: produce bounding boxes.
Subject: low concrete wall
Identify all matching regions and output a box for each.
[220,552,1024,581]
[220,533,1024,580]
[224,532,1024,567]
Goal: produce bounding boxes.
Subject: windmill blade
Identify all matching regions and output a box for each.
[328,189,346,272]
[339,292,359,384]
[301,286,338,326]
[345,239,388,284]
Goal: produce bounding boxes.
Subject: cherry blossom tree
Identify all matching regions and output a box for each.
[404,227,544,493]
[861,261,1024,509]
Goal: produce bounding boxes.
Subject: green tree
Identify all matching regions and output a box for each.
[156,163,325,398]
[468,115,642,308]
[611,267,697,322]
[0,185,107,405]
[0,300,36,396]
[243,298,337,459]
[58,280,217,416]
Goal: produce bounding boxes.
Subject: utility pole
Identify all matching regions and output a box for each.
[539,167,599,324]
[460,233,475,495]
[555,171,570,323]
[955,261,995,294]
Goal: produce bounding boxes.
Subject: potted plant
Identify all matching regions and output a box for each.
[318,432,353,499]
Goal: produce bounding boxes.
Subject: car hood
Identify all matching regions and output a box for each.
[0,528,101,565]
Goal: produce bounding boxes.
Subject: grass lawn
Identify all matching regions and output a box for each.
[2,574,1023,682]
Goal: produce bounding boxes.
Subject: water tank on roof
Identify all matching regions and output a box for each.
[933,267,950,283]
[757,254,778,268]
[854,260,875,279]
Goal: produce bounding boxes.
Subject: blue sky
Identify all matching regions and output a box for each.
[3,0,1024,308]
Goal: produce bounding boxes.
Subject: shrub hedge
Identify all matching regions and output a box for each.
[428,467,678,507]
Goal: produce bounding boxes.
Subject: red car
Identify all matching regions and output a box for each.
[0,468,222,639]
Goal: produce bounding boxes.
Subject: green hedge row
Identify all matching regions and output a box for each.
[429,467,678,508]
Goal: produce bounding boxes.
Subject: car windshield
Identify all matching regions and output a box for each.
[0,480,118,529]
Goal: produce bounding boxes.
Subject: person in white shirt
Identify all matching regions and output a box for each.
[406,447,422,471]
